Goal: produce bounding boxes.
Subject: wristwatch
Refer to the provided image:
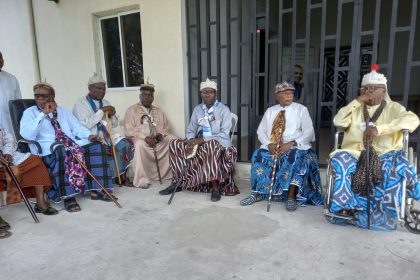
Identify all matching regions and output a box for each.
[292,140,297,146]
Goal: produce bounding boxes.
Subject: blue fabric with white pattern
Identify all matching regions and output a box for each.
[250,148,323,206]
[329,150,420,230]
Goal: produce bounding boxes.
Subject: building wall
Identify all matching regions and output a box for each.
[0,0,39,96]
[0,0,187,137]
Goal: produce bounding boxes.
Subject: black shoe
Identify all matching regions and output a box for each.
[159,185,182,195]
[211,191,221,202]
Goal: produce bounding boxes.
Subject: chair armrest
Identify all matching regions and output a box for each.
[402,129,410,156]
[18,139,42,154]
[335,126,347,133]
[333,126,347,151]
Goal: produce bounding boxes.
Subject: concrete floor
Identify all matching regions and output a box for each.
[1,178,420,280]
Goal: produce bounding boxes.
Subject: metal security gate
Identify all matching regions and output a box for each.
[185,0,420,164]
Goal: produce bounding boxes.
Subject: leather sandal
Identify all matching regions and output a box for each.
[0,216,11,230]
[0,228,12,239]
[90,191,118,202]
[64,197,81,213]
[34,204,59,215]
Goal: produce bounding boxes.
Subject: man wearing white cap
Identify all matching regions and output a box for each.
[73,73,134,186]
[328,64,420,230]
[159,78,239,202]
[124,81,178,188]
[240,81,323,211]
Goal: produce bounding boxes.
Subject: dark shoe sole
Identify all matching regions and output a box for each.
[159,186,182,195]
[211,192,221,202]
[0,229,12,239]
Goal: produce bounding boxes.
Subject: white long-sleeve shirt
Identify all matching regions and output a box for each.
[0,70,21,137]
[20,106,91,156]
[72,96,122,143]
[257,102,315,150]
[73,96,119,135]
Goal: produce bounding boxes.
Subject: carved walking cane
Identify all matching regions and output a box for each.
[141,114,162,184]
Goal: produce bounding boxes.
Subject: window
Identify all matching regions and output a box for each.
[99,11,144,88]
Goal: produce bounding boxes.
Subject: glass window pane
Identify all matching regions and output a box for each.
[101,17,124,88]
[121,12,144,86]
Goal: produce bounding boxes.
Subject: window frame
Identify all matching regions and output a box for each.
[98,9,142,91]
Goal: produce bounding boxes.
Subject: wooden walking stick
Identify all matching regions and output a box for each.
[104,112,122,186]
[0,152,39,223]
[267,111,286,212]
[365,121,371,229]
[50,143,122,208]
[140,114,162,184]
[266,141,282,212]
[168,156,189,205]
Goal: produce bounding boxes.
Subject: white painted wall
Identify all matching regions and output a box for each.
[0,0,39,97]
[0,0,186,137]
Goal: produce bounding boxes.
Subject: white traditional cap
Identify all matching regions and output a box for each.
[88,72,106,86]
[200,78,217,91]
[361,64,387,87]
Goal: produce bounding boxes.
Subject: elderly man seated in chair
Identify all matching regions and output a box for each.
[20,82,115,213]
[240,81,323,211]
[328,65,420,230]
[159,78,239,201]
[73,73,134,186]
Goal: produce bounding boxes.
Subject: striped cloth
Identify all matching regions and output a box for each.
[169,139,239,195]
[42,142,113,202]
[329,150,420,230]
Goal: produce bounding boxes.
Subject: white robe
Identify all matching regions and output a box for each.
[0,70,21,137]
[72,96,122,144]
[257,102,315,150]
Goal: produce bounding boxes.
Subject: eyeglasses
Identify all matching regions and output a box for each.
[359,86,385,93]
[34,93,50,99]
[278,90,294,95]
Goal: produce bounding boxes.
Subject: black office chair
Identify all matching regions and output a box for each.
[8,99,42,154]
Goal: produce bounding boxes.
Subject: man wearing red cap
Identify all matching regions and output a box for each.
[328,65,420,230]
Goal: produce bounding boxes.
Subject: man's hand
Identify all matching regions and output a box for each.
[88,135,99,142]
[155,133,164,143]
[357,91,374,104]
[101,106,116,116]
[363,127,378,144]
[43,101,57,114]
[145,136,157,148]
[0,154,13,165]
[278,142,294,154]
[186,138,204,155]
[267,143,278,156]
